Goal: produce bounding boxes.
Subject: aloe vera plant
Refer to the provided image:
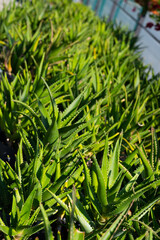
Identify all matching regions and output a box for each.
[46,135,160,239]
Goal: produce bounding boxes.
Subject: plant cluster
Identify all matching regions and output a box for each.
[0,0,160,239]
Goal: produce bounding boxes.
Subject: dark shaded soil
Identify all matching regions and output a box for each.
[0,130,16,168]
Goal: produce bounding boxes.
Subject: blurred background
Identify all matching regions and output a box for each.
[76,0,160,74]
[0,0,160,74]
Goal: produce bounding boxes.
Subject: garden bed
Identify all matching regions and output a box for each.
[0,0,160,239]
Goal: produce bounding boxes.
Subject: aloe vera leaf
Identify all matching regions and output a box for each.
[46,188,70,213]
[65,165,84,188]
[139,109,160,123]
[62,91,84,120]
[27,207,40,226]
[69,186,76,240]
[92,155,108,207]
[137,145,154,181]
[34,178,43,208]
[108,135,122,189]
[0,225,17,237]
[54,139,61,181]
[119,162,133,180]
[91,165,98,193]
[13,100,46,132]
[79,152,101,215]
[67,193,94,233]
[1,74,14,111]
[107,171,125,202]
[71,229,85,240]
[15,139,23,183]
[40,203,54,240]
[117,101,133,130]
[150,127,159,171]
[10,195,19,228]
[110,74,129,96]
[124,147,139,165]
[19,74,31,103]
[22,220,55,239]
[59,115,99,141]
[14,187,23,209]
[68,186,85,240]
[43,117,59,146]
[132,220,160,239]
[60,104,87,128]
[129,196,160,222]
[134,70,140,89]
[20,129,35,158]
[101,136,109,188]
[41,161,57,189]
[41,76,59,120]
[19,187,37,225]
[124,173,139,193]
[107,179,160,216]
[0,160,21,190]
[100,207,129,240]
[36,95,52,129]
[60,135,90,158]
[44,190,72,209]
[31,21,42,42]
[43,158,77,201]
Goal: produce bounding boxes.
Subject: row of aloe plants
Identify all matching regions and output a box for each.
[0,0,160,239]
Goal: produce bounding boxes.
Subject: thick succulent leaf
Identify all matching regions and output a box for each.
[129,196,160,222]
[13,100,46,132]
[80,152,102,215]
[43,158,78,201]
[68,186,85,240]
[43,117,59,146]
[65,165,84,188]
[105,179,160,217]
[62,91,84,120]
[99,207,130,240]
[41,76,59,120]
[36,95,52,129]
[92,155,108,207]
[40,203,54,240]
[67,193,94,234]
[101,136,109,188]
[15,139,23,183]
[10,195,19,229]
[150,127,159,171]
[46,188,70,213]
[19,187,37,225]
[40,161,57,189]
[107,170,125,203]
[0,225,17,237]
[108,134,122,189]
[137,145,154,181]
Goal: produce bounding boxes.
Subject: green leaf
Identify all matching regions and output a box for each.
[43,117,59,146]
[67,193,94,233]
[0,225,17,237]
[10,195,19,228]
[108,134,122,188]
[100,207,129,240]
[40,203,54,240]
[92,155,108,207]
[137,145,154,181]
[79,151,101,215]
[19,187,37,225]
[101,136,109,188]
